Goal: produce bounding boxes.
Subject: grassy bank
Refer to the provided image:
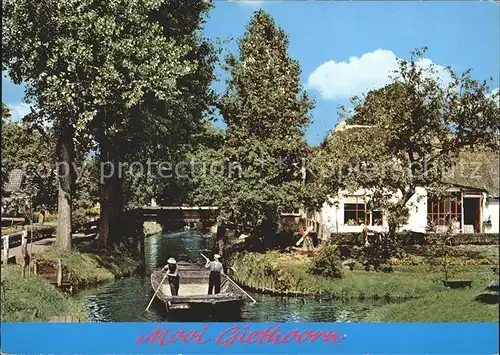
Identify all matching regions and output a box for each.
[230,250,496,300]
[36,243,141,287]
[1,265,87,322]
[366,290,499,322]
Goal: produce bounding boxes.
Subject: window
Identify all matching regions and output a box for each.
[344,202,366,226]
[344,196,383,226]
[427,193,462,228]
[372,210,383,226]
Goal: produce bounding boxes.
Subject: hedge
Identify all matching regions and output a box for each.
[329,232,499,246]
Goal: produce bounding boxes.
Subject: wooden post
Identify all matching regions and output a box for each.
[460,192,464,233]
[33,261,38,275]
[3,235,9,266]
[478,196,483,233]
[21,230,28,278]
[29,208,34,274]
[57,258,63,287]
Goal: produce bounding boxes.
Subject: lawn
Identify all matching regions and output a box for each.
[1,265,87,322]
[231,250,495,298]
[365,289,499,322]
[230,248,499,321]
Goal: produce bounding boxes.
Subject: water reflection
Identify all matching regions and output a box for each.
[76,231,381,322]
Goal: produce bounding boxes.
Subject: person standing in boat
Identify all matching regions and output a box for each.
[203,254,225,295]
[162,258,180,296]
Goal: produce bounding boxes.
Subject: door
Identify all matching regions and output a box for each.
[463,198,481,233]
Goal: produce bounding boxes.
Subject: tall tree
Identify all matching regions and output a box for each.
[1,109,57,213]
[320,47,500,234]
[2,0,202,247]
[192,11,314,246]
[119,0,217,212]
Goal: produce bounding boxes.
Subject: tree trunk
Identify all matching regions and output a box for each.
[56,124,74,250]
[99,155,123,246]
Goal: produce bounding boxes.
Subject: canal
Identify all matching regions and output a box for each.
[75,231,381,322]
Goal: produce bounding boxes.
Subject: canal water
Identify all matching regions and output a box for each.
[75,231,381,322]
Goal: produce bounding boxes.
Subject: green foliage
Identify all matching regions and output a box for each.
[353,233,403,272]
[320,47,500,234]
[117,0,218,209]
[1,113,57,212]
[2,0,217,246]
[73,157,100,210]
[2,103,11,119]
[37,245,139,286]
[309,243,343,279]
[191,11,314,240]
[1,265,87,322]
[72,207,99,231]
[329,232,499,247]
[230,250,495,300]
[3,0,198,130]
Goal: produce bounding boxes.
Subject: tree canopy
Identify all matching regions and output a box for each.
[2,0,216,247]
[190,10,314,242]
[320,47,500,233]
[1,107,57,214]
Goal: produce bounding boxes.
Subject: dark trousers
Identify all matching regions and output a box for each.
[208,271,221,294]
[169,276,180,296]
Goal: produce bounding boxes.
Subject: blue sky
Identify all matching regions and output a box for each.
[2,1,499,146]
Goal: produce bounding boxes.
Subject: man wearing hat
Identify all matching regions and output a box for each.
[203,254,225,294]
[162,257,180,296]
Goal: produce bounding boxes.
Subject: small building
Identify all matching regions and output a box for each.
[319,123,499,235]
[1,168,25,217]
[321,184,499,235]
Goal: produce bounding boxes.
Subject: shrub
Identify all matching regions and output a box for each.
[379,264,394,273]
[330,232,499,247]
[355,232,404,272]
[309,243,343,278]
[329,233,363,246]
[72,207,99,231]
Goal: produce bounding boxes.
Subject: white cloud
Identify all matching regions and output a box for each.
[8,103,33,121]
[233,0,264,7]
[487,88,499,107]
[307,49,452,100]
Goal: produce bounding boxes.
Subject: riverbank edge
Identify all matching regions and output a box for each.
[1,265,87,322]
[228,249,497,301]
[35,245,143,290]
[228,251,419,300]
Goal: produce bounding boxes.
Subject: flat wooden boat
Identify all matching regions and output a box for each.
[150,261,248,317]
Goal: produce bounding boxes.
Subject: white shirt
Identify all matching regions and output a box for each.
[205,260,225,275]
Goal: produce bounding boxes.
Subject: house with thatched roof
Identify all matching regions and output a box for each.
[3,168,25,194]
[1,168,25,216]
[320,123,500,235]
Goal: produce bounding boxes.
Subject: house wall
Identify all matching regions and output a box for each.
[321,188,498,236]
[483,198,499,234]
[321,188,428,234]
[400,187,428,233]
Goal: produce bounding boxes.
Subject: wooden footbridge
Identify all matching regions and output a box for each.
[136,206,219,223]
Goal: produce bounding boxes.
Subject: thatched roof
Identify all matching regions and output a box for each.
[323,126,500,197]
[4,169,24,192]
[445,150,500,197]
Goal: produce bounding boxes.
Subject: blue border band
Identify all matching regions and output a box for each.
[1,322,499,354]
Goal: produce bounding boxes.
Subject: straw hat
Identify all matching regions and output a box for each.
[214,254,221,259]
[167,257,176,264]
